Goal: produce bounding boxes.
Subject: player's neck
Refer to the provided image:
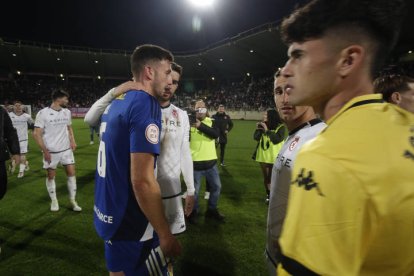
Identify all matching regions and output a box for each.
[286,108,316,132]
[160,100,171,107]
[50,102,62,111]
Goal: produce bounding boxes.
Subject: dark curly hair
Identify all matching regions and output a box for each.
[373,74,414,102]
[280,0,406,77]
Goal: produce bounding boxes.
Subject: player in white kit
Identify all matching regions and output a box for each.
[33,90,82,212]
[8,101,34,178]
[265,69,326,275]
[85,62,195,234]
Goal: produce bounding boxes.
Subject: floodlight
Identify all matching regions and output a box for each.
[188,0,215,8]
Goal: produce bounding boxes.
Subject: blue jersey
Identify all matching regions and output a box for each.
[94,90,161,241]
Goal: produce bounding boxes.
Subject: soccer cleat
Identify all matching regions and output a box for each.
[70,200,82,212]
[220,162,226,166]
[50,199,59,212]
[17,171,24,178]
[205,209,225,222]
[24,161,30,171]
[265,194,270,204]
[89,141,94,145]
[204,191,210,200]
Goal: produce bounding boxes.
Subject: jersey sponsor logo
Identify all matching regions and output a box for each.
[291,168,325,196]
[94,205,114,224]
[172,109,178,119]
[146,124,160,144]
[289,136,300,151]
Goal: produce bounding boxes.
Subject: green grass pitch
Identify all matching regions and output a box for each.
[0,119,269,275]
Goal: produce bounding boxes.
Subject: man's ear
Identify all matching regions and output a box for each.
[390,91,402,104]
[144,66,154,81]
[337,45,364,78]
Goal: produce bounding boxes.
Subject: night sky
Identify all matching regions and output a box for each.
[0,0,306,52]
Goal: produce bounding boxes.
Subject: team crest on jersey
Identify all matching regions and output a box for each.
[172,109,178,119]
[289,136,300,151]
[145,124,159,144]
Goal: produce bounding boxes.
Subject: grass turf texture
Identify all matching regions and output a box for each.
[0,119,269,275]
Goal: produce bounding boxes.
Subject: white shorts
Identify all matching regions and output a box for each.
[162,196,186,235]
[19,140,28,154]
[43,149,75,170]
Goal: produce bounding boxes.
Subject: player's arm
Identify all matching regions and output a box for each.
[131,152,182,257]
[84,81,144,126]
[67,125,77,151]
[27,114,35,130]
[33,111,51,163]
[279,151,364,275]
[33,127,50,163]
[267,124,286,144]
[180,113,195,216]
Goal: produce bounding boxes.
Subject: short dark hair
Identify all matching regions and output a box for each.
[373,75,414,102]
[171,62,183,76]
[52,89,69,101]
[280,0,406,76]
[130,44,174,77]
[13,100,22,105]
[267,108,283,130]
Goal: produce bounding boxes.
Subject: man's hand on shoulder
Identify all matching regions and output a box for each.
[113,81,145,98]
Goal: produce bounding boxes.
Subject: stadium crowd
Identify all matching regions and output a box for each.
[0,76,275,111]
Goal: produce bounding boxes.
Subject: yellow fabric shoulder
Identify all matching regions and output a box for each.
[280,94,414,275]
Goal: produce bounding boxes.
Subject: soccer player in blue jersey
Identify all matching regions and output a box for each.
[94,44,181,276]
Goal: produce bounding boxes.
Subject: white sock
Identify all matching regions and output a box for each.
[67,176,77,200]
[46,178,57,201]
[19,164,26,173]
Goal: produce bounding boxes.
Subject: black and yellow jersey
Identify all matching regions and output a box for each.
[280,94,414,276]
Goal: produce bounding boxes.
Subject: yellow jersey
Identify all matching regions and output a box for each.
[280,94,414,276]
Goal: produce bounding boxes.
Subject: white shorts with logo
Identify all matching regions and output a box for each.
[19,140,28,154]
[162,195,186,235]
[43,149,75,170]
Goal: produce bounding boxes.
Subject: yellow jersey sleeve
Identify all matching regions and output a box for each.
[280,150,367,275]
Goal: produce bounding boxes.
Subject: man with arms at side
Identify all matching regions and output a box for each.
[8,101,34,178]
[278,0,414,275]
[374,74,414,114]
[85,62,195,235]
[212,104,233,166]
[93,44,181,276]
[265,68,326,276]
[33,90,81,212]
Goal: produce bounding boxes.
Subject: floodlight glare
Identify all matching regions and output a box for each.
[188,0,215,7]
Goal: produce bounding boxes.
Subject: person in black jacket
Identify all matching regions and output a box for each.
[212,104,233,166]
[0,106,20,199]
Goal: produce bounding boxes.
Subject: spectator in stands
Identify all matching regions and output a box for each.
[374,74,414,113]
[212,104,233,166]
[252,109,286,203]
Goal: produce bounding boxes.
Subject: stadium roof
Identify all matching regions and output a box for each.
[1,10,414,81]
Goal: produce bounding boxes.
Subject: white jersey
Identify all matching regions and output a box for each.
[34,107,72,152]
[9,112,33,142]
[266,119,326,265]
[157,104,194,197]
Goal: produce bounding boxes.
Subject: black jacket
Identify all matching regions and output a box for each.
[0,107,20,161]
[212,112,233,144]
